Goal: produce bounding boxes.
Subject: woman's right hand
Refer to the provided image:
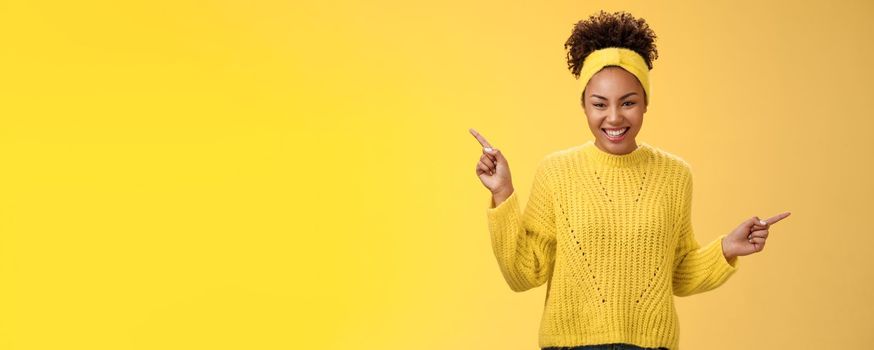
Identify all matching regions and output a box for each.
[469,128,514,200]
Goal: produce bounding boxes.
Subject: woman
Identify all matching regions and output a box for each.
[469,10,790,350]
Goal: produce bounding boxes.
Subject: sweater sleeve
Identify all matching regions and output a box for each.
[672,166,739,297]
[486,158,558,293]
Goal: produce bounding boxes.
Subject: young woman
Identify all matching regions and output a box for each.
[469,10,790,350]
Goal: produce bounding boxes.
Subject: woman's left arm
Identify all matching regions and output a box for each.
[671,167,740,297]
[672,166,792,297]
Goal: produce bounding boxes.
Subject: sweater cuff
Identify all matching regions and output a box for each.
[711,233,739,272]
[486,190,519,223]
[486,191,521,237]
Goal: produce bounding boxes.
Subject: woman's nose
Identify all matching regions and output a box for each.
[606,109,624,123]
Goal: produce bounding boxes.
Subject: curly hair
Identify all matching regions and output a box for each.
[564,10,659,79]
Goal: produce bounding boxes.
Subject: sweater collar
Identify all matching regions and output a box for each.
[580,139,652,168]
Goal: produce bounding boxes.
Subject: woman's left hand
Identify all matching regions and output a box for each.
[722,212,792,260]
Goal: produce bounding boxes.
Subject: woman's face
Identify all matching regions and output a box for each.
[581,66,648,155]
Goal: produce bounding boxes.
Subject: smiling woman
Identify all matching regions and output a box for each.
[473,9,790,350]
[564,10,658,156]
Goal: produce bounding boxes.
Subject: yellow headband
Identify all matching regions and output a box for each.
[579,47,650,104]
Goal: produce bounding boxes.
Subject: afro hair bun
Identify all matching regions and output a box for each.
[565,10,659,79]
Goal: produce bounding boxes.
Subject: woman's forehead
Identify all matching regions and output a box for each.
[586,67,645,97]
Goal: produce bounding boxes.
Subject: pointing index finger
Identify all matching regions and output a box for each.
[762,212,792,226]
[469,128,493,149]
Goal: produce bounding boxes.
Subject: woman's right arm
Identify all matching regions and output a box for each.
[485,158,558,292]
[470,128,558,292]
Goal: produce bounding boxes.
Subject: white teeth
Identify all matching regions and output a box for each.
[605,128,628,137]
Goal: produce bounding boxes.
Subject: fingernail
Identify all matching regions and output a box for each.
[484,147,492,152]
[759,220,766,226]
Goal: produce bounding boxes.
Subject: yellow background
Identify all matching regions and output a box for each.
[1,0,872,349]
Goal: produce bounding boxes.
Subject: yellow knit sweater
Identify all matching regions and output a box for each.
[486,140,739,350]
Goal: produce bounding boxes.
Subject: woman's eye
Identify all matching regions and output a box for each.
[593,102,634,107]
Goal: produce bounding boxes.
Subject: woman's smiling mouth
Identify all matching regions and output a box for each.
[602,127,629,142]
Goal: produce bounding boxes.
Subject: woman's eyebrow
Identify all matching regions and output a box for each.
[591,92,638,100]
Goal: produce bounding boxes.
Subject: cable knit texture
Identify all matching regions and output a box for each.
[486,140,739,350]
